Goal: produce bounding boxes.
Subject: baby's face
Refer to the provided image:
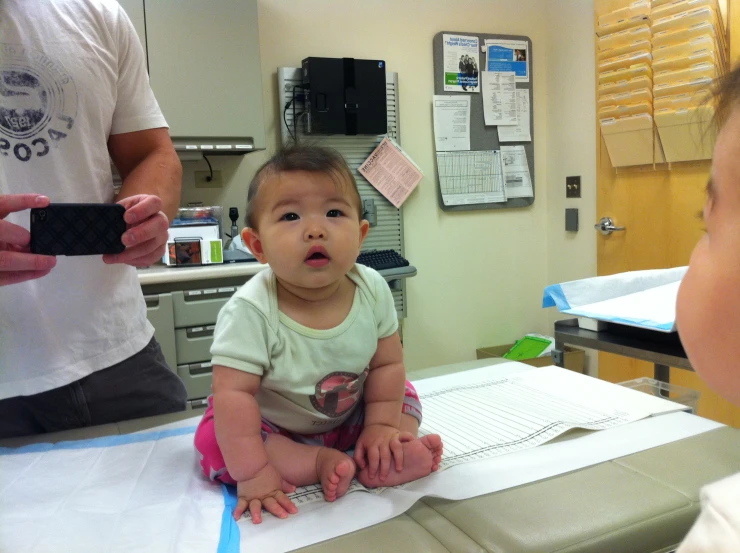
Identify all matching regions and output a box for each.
[677,108,740,405]
[246,170,368,291]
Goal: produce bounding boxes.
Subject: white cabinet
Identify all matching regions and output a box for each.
[116,0,265,148]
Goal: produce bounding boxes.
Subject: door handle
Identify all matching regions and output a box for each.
[594,217,626,236]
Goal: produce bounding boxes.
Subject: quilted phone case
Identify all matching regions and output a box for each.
[30,203,127,256]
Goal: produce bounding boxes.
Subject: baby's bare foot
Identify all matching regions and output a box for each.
[420,434,444,472]
[316,448,356,502]
[357,434,444,488]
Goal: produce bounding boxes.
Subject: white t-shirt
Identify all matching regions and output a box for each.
[0,0,168,399]
[677,472,740,553]
[211,264,399,435]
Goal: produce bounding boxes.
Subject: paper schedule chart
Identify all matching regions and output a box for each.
[436,150,506,205]
[273,364,686,510]
[417,375,636,469]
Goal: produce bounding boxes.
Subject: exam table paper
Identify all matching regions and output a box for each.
[543,266,688,331]
[0,364,720,553]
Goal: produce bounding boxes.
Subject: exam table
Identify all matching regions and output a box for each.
[2,359,739,553]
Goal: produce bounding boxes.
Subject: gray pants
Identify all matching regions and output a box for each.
[0,337,188,439]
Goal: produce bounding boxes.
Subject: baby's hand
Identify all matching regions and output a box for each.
[233,464,297,523]
[354,424,414,482]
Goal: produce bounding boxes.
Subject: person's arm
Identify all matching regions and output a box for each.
[104,128,182,267]
[363,332,406,428]
[212,365,297,522]
[212,365,269,482]
[0,194,57,286]
[353,332,407,481]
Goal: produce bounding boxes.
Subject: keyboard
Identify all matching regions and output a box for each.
[356,249,410,271]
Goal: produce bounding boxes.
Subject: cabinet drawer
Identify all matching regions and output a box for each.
[144,292,177,371]
[172,287,236,328]
[175,325,215,365]
[177,361,213,401]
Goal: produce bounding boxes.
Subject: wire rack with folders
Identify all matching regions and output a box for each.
[356,249,410,271]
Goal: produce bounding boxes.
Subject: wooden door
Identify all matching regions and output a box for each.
[594,0,740,426]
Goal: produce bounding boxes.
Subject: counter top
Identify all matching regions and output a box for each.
[138,262,417,286]
[137,261,268,286]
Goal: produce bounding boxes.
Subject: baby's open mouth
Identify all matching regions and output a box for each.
[305,246,330,264]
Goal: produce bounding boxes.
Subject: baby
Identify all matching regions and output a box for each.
[194,145,443,523]
[674,66,740,551]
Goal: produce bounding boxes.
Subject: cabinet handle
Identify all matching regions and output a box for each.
[144,294,160,308]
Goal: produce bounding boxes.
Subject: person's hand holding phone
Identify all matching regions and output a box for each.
[0,194,57,286]
[104,194,170,267]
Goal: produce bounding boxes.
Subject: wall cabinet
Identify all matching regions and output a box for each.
[116,0,265,148]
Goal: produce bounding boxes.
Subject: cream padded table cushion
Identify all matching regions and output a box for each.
[407,426,740,553]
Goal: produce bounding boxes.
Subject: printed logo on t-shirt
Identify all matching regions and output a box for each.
[310,369,368,418]
[0,43,77,162]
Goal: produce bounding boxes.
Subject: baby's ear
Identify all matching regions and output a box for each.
[242,227,267,263]
[359,219,370,245]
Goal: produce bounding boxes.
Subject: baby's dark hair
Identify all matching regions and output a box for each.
[245,144,363,228]
[713,64,740,128]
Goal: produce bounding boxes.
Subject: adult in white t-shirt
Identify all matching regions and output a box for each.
[0,0,187,438]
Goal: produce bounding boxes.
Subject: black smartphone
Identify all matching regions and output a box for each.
[30,203,127,256]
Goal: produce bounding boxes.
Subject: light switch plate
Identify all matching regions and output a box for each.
[566,176,581,198]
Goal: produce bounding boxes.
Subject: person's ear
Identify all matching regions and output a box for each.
[358,219,370,246]
[242,227,267,264]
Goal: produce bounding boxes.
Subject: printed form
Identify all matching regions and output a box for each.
[498,89,532,142]
[501,145,533,198]
[482,71,517,127]
[436,150,506,205]
[277,365,686,508]
[433,95,471,151]
[358,137,423,208]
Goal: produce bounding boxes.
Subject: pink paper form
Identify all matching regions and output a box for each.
[358,137,423,208]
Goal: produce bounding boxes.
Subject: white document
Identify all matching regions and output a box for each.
[433,95,471,151]
[436,150,506,205]
[284,364,690,503]
[498,89,532,142]
[442,34,480,92]
[482,71,517,126]
[485,38,529,82]
[358,137,423,208]
[501,145,533,198]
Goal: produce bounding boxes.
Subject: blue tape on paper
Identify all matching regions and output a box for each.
[542,284,570,310]
[0,425,197,456]
[218,484,240,553]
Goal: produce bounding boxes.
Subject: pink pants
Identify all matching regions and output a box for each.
[194,381,422,485]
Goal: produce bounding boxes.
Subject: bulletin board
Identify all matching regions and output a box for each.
[433,32,534,212]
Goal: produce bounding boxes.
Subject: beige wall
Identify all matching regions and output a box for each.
[181,0,597,372]
[544,0,598,374]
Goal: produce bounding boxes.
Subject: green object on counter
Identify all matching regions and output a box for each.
[209,241,223,263]
[503,336,552,360]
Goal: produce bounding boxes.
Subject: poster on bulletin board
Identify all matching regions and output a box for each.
[442,34,480,92]
[485,38,529,82]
